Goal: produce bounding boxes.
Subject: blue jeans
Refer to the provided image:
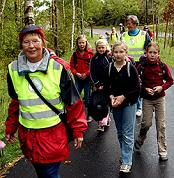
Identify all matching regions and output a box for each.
[137,96,142,110]
[75,77,91,108]
[33,162,61,178]
[112,104,136,165]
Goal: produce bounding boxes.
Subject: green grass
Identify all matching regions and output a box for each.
[0,59,22,174]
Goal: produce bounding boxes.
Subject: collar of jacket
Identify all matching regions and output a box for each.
[17,48,50,76]
[128,28,140,36]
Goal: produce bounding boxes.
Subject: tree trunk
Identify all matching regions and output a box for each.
[164,19,169,49]
[24,0,35,25]
[71,0,75,50]
[90,24,93,38]
[80,0,84,34]
[171,21,174,47]
[0,0,7,20]
[62,0,65,19]
[155,11,158,42]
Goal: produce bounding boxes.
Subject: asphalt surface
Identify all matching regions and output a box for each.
[3,77,174,178]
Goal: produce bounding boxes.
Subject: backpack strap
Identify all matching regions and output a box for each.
[127,61,131,77]
[108,62,112,77]
[139,57,167,79]
[109,61,131,78]
[73,52,77,67]
[159,61,167,78]
[51,55,70,71]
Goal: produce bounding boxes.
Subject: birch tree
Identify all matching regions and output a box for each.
[80,0,84,34]
[0,0,7,20]
[71,0,75,50]
[24,0,35,25]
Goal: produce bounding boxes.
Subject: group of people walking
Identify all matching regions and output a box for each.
[1,14,173,178]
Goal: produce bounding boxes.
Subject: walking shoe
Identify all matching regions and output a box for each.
[136,109,142,117]
[159,155,168,161]
[134,140,142,151]
[106,117,111,127]
[97,126,105,132]
[87,116,93,123]
[119,164,131,173]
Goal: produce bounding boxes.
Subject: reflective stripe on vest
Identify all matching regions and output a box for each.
[122,30,146,62]
[8,58,64,129]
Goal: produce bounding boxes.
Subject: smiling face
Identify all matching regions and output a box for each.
[147,46,159,63]
[22,33,44,63]
[112,44,127,62]
[96,42,107,55]
[126,19,137,31]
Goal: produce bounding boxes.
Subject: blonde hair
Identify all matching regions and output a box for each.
[112,41,128,53]
[95,39,108,47]
[95,39,110,52]
[76,34,90,51]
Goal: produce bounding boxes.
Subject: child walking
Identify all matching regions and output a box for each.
[90,39,113,132]
[109,42,140,173]
[70,35,94,122]
[134,42,173,161]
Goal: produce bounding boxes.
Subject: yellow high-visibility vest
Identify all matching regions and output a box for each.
[122,30,146,62]
[8,58,64,129]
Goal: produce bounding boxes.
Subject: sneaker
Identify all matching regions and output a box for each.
[87,116,93,123]
[136,109,142,117]
[106,117,111,127]
[134,140,142,151]
[119,164,131,173]
[97,126,105,132]
[159,155,168,161]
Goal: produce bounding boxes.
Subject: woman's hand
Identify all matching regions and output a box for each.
[74,137,83,149]
[5,134,16,144]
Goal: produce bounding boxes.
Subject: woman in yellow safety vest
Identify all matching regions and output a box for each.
[5,24,87,178]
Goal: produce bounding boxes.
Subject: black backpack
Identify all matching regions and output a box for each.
[88,90,109,121]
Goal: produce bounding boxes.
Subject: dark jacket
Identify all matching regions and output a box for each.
[109,61,140,108]
[90,52,113,90]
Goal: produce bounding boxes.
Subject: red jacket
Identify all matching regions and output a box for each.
[5,52,88,164]
[70,48,94,76]
[137,58,173,100]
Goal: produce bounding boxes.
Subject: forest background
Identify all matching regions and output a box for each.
[1,0,174,174]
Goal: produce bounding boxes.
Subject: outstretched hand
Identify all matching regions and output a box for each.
[73,137,83,149]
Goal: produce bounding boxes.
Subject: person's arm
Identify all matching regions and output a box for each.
[90,56,103,88]
[5,72,19,143]
[84,50,94,77]
[124,64,141,101]
[70,52,78,76]
[60,68,87,140]
[162,64,173,90]
[144,33,151,49]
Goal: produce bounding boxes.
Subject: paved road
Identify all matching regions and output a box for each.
[3,77,174,178]
[86,28,166,38]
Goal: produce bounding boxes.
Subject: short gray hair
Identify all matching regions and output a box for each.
[127,15,139,25]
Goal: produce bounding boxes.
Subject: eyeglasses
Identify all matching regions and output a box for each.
[22,40,41,47]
